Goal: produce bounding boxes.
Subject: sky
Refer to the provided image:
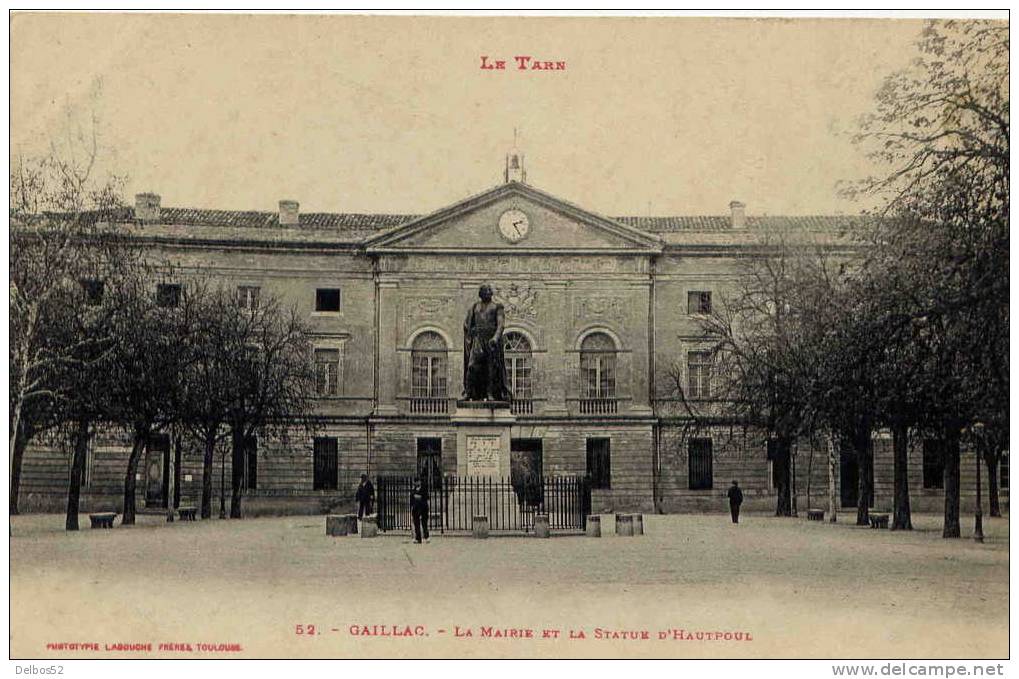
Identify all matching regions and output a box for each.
[10,14,937,217]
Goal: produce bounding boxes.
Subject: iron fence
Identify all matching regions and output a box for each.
[376,474,590,534]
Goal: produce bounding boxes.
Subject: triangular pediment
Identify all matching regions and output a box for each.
[363,182,662,254]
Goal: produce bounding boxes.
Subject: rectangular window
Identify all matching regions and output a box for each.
[687,351,712,399]
[922,439,944,489]
[237,285,260,310]
[314,348,340,396]
[80,279,104,306]
[688,438,713,490]
[244,436,258,491]
[687,290,712,314]
[315,288,341,312]
[156,283,181,308]
[586,438,611,489]
[313,437,338,491]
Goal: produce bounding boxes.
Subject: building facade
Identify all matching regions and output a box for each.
[18,159,1009,517]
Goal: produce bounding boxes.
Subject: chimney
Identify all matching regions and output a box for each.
[135,193,161,222]
[729,200,746,229]
[279,200,300,226]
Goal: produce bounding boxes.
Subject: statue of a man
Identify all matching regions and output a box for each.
[462,283,512,401]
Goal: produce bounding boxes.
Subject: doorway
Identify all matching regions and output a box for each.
[839,447,858,508]
[416,438,443,494]
[511,438,543,506]
[145,434,171,508]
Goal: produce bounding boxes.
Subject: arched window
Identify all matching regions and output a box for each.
[580,332,617,414]
[411,331,448,413]
[503,332,533,414]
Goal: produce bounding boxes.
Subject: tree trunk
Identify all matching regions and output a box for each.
[891,422,912,530]
[201,432,216,520]
[984,447,1001,518]
[122,430,147,525]
[855,422,873,526]
[827,432,838,523]
[230,427,244,519]
[10,419,30,515]
[942,426,962,538]
[773,438,792,516]
[65,418,90,531]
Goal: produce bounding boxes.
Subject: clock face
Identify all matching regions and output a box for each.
[498,209,530,243]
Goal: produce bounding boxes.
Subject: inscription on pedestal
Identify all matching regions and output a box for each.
[466,435,502,476]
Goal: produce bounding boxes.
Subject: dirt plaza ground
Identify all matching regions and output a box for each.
[9,510,1009,659]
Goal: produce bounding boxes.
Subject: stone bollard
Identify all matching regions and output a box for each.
[344,514,358,535]
[632,514,644,536]
[360,516,378,538]
[586,515,602,538]
[616,514,634,537]
[472,515,490,539]
[326,515,349,536]
[534,514,551,538]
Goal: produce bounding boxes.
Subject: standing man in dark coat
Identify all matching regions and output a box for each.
[356,474,375,519]
[462,283,512,402]
[727,479,744,524]
[410,475,430,544]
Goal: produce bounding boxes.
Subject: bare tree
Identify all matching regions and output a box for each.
[179,283,317,519]
[850,20,1008,538]
[104,264,195,524]
[9,104,127,516]
[680,224,838,516]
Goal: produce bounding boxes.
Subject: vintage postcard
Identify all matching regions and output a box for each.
[8,12,1009,664]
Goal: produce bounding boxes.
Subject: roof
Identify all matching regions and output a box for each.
[55,191,872,251]
[617,215,872,233]
[98,206,869,234]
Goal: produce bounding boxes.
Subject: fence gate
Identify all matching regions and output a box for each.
[376,475,590,534]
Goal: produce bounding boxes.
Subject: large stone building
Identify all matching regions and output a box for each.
[18,155,1008,517]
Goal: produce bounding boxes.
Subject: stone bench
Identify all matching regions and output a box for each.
[807,509,825,522]
[89,512,117,529]
[326,514,358,536]
[586,515,602,538]
[869,513,890,529]
[177,507,198,521]
[615,513,634,536]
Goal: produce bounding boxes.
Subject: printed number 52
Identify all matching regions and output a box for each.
[296,624,317,635]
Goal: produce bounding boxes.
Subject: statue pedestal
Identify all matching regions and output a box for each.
[452,402,515,531]
[452,401,515,479]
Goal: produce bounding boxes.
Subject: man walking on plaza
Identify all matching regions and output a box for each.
[727,479,744,524]
[410,475,430,543]
[356,474,375,519]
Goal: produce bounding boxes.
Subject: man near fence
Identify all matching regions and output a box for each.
[356,474,375,519]
[410,475,430,544]
[727,479,744,524]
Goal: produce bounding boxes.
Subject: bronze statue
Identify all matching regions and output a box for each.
[462,284,512,402]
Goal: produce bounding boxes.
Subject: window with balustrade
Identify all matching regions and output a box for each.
[580,332,617,414]
[411,331,448,414]
[504,332,533,414]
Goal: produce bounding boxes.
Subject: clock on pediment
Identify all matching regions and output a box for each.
[497,209,530,243]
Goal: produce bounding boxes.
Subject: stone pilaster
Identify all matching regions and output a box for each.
[375,280,400,415]
[542,281,569,415]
